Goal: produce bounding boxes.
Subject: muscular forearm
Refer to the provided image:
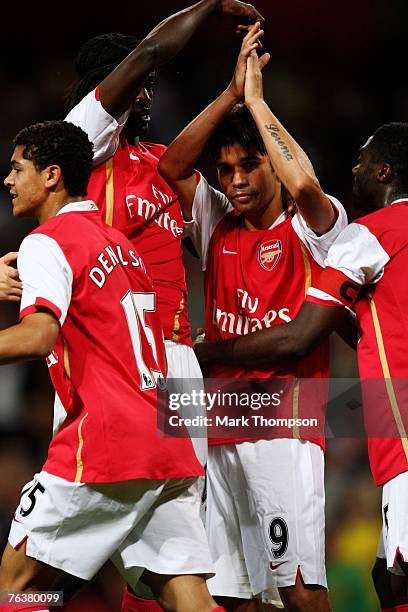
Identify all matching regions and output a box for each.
[197,324,306,370]
[246,99,335,233]
[100,0,221,116]
[196,303,342,369]
[0,313,59,365]
[160,88,239,181]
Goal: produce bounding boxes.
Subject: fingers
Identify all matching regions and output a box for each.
[241,22,264,54]
[1,251,18,266]
[258,52,271,71]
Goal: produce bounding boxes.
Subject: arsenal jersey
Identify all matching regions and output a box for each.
[66,89,191,345]
[307,199,408,485]
[18,201,204,483]
[188,176,348,445]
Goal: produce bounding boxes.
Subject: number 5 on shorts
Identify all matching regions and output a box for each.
[20,481,45,517]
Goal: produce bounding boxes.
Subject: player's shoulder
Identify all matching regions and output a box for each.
[139,140,167,157]
[355,203,408,236]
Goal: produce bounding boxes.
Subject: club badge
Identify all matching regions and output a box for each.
[258,239,282,271]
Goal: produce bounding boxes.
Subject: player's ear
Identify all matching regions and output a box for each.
[43,164,62,189]
[376,161,392,183]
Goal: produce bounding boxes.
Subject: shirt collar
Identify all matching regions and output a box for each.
[268,210,288,229]
[56,200,99,216]
[390,198,408,206]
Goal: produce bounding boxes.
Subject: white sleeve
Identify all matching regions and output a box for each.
[185,174,233,270]
[18,234,73,326]
[324,222,390,284]
[291,195,348,266]
[65,89,130,166]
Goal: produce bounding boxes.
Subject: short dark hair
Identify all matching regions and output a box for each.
[14,120,94,197]
[209,104,293,211]
[69,32,140,108]
[208,104,266,162]
[367,122,408,190]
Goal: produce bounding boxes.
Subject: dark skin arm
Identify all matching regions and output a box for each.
[0,312,60,365]
[194,302,344,369]
[99,0,264,118]
[335,309,359,351]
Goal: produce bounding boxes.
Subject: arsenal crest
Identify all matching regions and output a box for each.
[258,239,282,271]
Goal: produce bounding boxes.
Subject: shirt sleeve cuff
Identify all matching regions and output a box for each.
[20,298,62,323]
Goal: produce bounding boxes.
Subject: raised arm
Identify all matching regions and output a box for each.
[100,0,264,118]
[244,51,336,234]
[158,22,269,220]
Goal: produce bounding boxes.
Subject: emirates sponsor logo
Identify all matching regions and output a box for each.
[125,184,183,238]
[258,239,282,271]
[212,299,291,335]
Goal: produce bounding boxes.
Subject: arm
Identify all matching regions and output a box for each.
[244,51,336,234]
[0,252,22,302]
[194,301,342,369]
[100,0,264,118]
[158,22,269,220]
[0,312,59,365]
[335,309,359,350]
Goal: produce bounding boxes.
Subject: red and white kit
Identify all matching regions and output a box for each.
[188,175,347,596]
[9,202,212,584]
[307,198,408,574]
[66,89,191,346]
[66,90,207,469]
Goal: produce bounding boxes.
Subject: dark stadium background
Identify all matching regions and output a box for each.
[0,1,406,609]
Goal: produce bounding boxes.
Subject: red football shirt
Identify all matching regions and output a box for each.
[307,199,408,485]
[188,176,348,446]
[18,201,204,483]
[66,90,191,345]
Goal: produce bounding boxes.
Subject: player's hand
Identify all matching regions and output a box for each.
[0,252,22,302]
[227,22,264,100]
[218,0,264,30]
[193,338,217,370]
[194,327,206,345]
[244,49,270,106]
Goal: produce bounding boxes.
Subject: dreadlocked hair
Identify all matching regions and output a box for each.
[14,120,94,197]
[68,32,140,109]
[209,104,294,212]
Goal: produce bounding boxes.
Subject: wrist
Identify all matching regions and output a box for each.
[225,83,242,104]
[245,97,266,111]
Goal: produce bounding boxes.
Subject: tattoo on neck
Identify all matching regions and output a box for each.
[265,124,293,161]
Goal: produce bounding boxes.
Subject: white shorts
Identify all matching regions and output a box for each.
[206,439,326,598]
[377,471,408,576]
[165,340,207,467]
[9,471,214,585]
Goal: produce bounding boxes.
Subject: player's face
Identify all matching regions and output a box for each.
[352,141,378,211]
[4,146,47,218]
[216,144,279,218]
[126,73,155,139]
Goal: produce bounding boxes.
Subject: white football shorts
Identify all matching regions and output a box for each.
[165,340,207,467]
[9,471,214,585]
[205,438,327,598]
[377,470,408,576]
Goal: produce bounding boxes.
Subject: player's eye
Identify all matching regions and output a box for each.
[218,165,232,176]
